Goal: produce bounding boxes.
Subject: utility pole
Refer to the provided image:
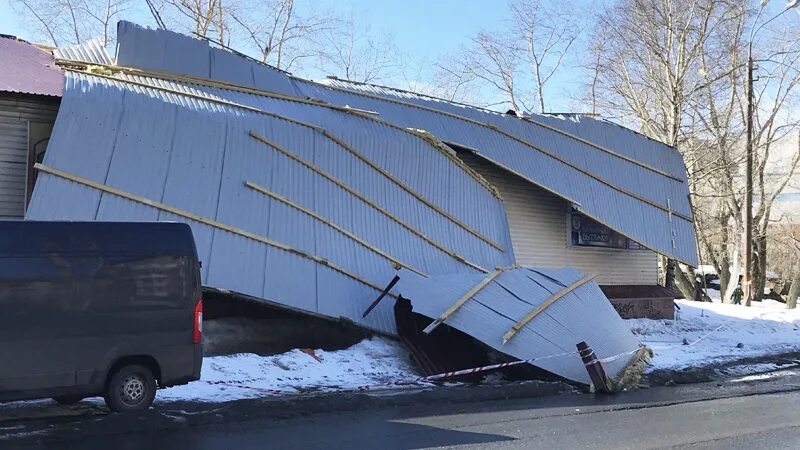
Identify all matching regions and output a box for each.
[744,52,754,307]
[741,0,799,307]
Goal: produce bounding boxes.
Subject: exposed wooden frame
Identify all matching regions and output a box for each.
[502,274,597,344]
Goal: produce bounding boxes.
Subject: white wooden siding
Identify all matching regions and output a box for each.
[459,151,658,285]
[0,95,59,219]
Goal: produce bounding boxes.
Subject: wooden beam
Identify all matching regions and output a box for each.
[319,129,505,250]
[249,131,488,273]
[502,274,597,344]
[422,269,503,334]
[34,163,389,294]
[58,62,501,196]
[245,180,427,277]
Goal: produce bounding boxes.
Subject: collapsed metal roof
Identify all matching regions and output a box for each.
[391,266,643,384]
[27,68,514,333]
[108,21,697,266]
[294,81,697,266]
[25,22,690,383]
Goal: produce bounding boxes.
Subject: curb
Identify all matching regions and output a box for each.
[645,351,800,386]
[160,379,574,424]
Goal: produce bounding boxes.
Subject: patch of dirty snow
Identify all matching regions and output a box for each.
[627,298,800,372]
[717,363,783,377]
[157,337,420,403]
[726,368,799,383]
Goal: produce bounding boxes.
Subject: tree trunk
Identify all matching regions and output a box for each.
[673,264,706,301]
[718,260,730,301]
[664,258,676,290]
[721,246,741,304]
[752,235,767,303]
[787,272,799,309]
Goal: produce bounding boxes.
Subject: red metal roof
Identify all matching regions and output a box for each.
[0,36,63,97]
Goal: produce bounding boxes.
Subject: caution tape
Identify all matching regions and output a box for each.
[198,331,734,398]
[646,323,727,350]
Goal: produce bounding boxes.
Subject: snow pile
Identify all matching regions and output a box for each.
[158,337,419,403]
[628,298,800,372]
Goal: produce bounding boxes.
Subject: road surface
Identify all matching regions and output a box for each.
[3,371,800,449]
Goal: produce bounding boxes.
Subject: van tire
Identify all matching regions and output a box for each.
[104,364,157,412]
[52,395,84,405]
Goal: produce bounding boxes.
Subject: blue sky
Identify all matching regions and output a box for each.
[0,0,512,51]
[0,0,590,111]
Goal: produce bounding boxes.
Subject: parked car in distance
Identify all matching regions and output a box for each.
[0,221,203,412]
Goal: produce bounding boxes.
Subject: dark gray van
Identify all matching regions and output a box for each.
[0,221,203,412]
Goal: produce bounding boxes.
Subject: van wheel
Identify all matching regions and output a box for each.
[104,365,156,412]
[52,395,84,405]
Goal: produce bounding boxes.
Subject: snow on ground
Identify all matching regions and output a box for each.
[628,293,800,372]
[157,337,420,403]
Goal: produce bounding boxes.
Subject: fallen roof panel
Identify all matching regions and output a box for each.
[320,78,688,182]
[296,79,698,265]
[26,69,515,334]
[391,266,644,385]
[107,21,698,265]
[115,21,298,96]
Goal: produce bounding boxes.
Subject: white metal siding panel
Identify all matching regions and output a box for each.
[0,96,59,219]
[460,152,657,285]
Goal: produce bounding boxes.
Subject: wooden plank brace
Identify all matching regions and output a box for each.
[502,274,596,344]
[422,269,503,334]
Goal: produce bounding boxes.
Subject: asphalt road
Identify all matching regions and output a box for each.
[4,372,800,449]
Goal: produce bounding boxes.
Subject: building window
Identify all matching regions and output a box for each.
[568,211,644,250]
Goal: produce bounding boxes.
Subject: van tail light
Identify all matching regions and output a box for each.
[193,299,203,344]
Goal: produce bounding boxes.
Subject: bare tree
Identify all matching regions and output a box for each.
[437,32,528,111]
[228,0,335,71]
[589,0,800,305]
[10,0,129,46]
[586,0,739,301]
[83,0,131,45]
[767,220,800,308]
[147,0,229,43]
[315,17,399,83]
[509,0,583,113]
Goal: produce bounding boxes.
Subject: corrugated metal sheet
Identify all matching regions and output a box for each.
[115,21,297,96]
[0,36,63,97]
[26,70,515,333]
[53,38,112,65]
[392,266,643,384]
[296,79,698,266]
[318,79,688,182]
[459,151,658,285]
[106,21,697,265]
